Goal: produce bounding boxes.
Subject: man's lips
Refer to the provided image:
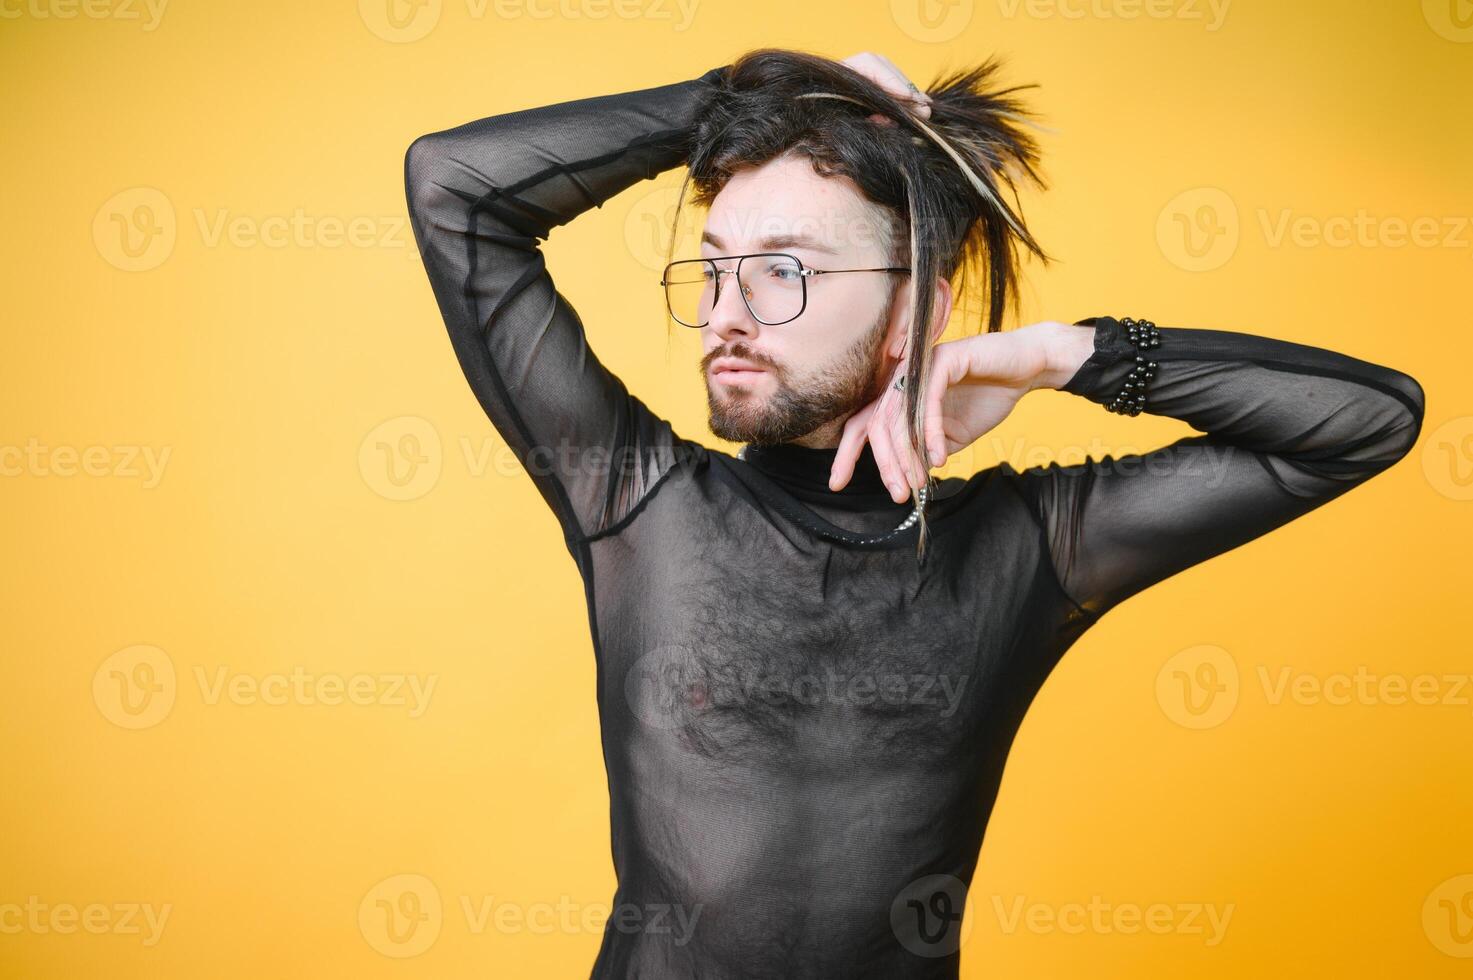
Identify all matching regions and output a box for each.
[709,359,768,386]
[711,367,765,385]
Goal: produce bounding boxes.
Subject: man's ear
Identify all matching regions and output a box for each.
[884,282,911,360]
[887,274,954,359]
[928,274,954,345]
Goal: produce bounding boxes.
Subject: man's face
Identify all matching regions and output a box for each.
[696,152,907,446]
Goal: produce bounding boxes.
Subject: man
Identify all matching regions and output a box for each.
[404,47,1423,980]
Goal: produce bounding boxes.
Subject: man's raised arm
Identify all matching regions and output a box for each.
[1015,316,1425,622]
[403,65,728,548]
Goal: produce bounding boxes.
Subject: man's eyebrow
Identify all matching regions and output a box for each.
[700,230,839,255]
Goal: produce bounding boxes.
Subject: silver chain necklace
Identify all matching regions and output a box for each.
[736,445,928,544]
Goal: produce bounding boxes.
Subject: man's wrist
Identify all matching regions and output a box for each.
[1029,320,1099,391]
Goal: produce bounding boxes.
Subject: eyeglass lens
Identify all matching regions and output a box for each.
[664,254,803,327]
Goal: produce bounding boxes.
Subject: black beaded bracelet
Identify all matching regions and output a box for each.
[1105,316,1161,415]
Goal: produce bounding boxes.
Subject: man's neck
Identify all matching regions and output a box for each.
[786,417,846,450]
[738,440,901,510]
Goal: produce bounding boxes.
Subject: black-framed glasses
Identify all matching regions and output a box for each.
[659,252,911,328]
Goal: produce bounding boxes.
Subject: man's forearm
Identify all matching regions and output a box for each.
[1033,314,1424,484]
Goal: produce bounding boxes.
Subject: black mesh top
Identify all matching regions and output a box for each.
[403,65,1425,979]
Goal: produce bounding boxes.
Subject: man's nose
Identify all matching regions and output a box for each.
[706,267,758,340]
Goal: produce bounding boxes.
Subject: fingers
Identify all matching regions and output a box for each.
[886,383,929,495]
[923,353,956,467]
[873,380,928,504]
[830,385,929,504]
[871,53,932,119]
[828,400,876,491]
[867,53,906,91]
[845,52,932,121]
[923,417,944,469]
[867,398,908,504]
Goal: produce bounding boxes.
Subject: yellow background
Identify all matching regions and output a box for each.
[3,0,1471,976]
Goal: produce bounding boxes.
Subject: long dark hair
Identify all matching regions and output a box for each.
[670,47,1052,559]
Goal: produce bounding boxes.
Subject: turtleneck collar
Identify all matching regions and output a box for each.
[740,440,899,508]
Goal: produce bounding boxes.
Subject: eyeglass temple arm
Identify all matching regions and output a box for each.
[803,267,911,275]
[659,264,910,284]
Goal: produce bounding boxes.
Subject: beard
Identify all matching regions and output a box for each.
[700,305,892,445]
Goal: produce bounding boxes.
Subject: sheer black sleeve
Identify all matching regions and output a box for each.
[403,66,728,547]
[1014,315,1426,621]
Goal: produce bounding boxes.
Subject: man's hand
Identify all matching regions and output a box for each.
[828,321,1097,503]
[840,52,932,124]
